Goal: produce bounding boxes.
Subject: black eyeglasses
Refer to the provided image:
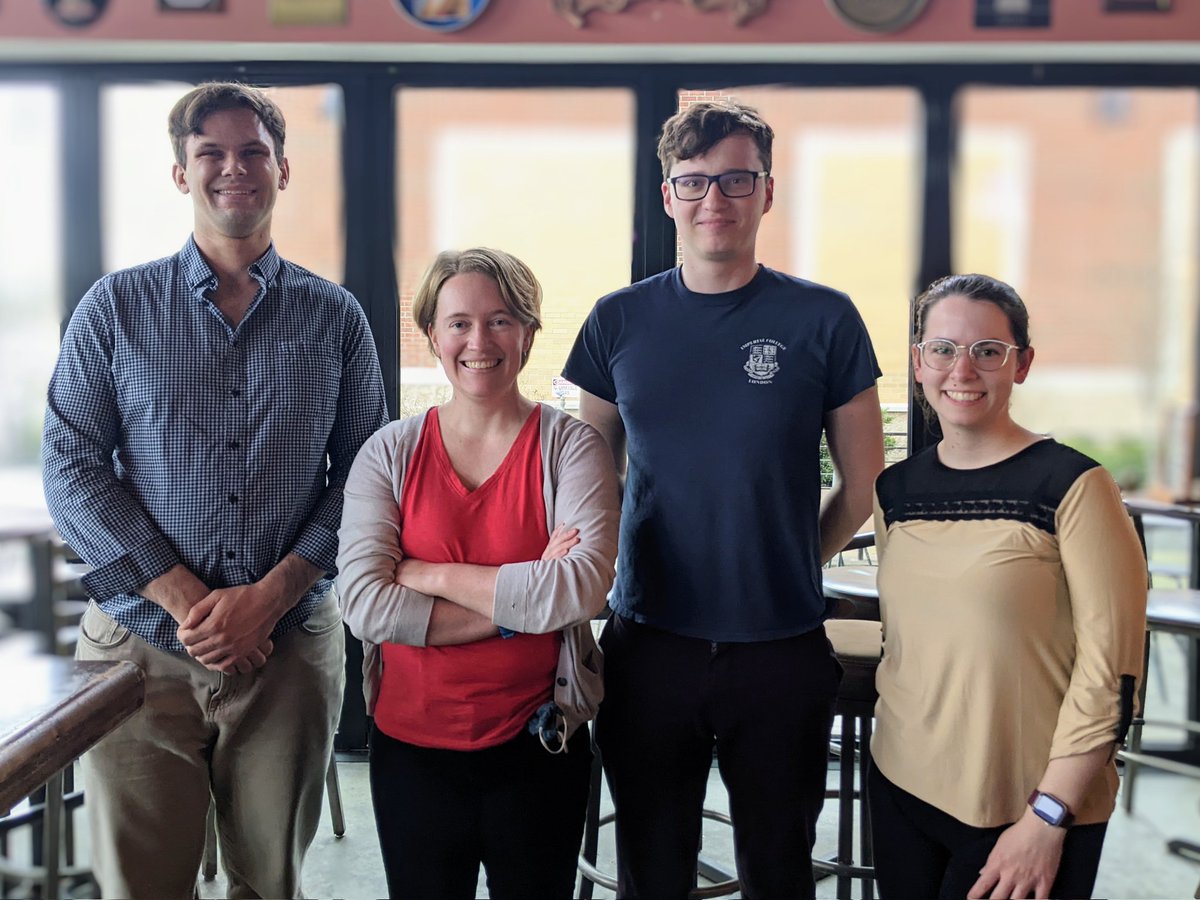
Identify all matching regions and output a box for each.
[667,170,768,202]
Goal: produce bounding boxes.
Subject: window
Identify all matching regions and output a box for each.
[395,88,635,418]
[103,83,346,281]
[683,86,922,460]
[0,83,61,506]
[955,87,1199,493]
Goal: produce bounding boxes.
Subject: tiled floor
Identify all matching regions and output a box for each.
[5,715,1196,898]
[246,626,1200,899]
[11,628,1197,898]
[188,748,1200,900]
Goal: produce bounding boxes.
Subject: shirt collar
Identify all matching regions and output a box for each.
[180,235,283,300]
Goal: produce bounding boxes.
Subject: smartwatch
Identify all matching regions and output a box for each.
[1027,790,1074,828]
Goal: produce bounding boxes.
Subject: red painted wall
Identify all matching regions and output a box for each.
[1,0,1198,48]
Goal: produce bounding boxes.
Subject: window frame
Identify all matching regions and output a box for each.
[4,56,1199,751]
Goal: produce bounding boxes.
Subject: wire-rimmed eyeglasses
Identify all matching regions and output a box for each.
[915,338,1022,371]
[667,169,768,202]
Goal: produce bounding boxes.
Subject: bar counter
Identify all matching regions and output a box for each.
[0,651,144,812]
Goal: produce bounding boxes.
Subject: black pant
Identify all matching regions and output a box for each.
[596,613,841,900]
[868,764,1108,899]
[368,721,591,900]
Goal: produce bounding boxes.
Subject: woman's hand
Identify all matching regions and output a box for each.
[542,524,580,561]
[968,811,1066,899]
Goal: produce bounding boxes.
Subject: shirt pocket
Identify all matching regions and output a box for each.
[263,340,342,429]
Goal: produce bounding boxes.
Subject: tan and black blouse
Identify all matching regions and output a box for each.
[871,439,1147,828]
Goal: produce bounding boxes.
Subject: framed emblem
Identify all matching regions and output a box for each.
[393,0,491,32]
[270,0,347,25]
[45,0,107,27]
[159,0,224,9]
[1104,0,1169,9]
[975,0,1050,28]
[824,0,930,33]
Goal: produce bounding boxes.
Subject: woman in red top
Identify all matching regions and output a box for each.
[337,248,620,899]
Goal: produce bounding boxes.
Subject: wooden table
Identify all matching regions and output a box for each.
[1147,589,1200,639]
[822,566,880,621]
[1125,499,1200,764]
[0,648,144,898]
[0,512,58,644]
[1125,498,1200,589]
[0,515,54,545]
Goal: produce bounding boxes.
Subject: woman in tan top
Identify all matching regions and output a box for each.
[870,274,1146,899]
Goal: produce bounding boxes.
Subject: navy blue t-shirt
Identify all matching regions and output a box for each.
[563,265,881,641]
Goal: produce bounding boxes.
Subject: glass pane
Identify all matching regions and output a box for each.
[680,87,922,462]
[955,87,1198,495]
[102,82,192,269]
[395,88,635,418]
[0,83,61,511]
[103,83,345,282]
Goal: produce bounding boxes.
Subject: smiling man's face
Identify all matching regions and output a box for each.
[172,106,289,244]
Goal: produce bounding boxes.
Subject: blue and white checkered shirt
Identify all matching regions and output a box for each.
[42,237,389,652]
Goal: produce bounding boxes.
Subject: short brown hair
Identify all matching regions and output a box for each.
[657,100,774,180]
[411,248,543,368]
[168,82,286,167]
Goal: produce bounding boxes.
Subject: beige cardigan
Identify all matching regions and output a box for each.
[336,403,621,742]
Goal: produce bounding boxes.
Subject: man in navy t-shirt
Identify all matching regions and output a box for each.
[563,100,884,898]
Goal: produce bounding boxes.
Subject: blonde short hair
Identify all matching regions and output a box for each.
[411,248,543,367]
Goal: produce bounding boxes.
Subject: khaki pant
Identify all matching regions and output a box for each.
[76,594,345,900]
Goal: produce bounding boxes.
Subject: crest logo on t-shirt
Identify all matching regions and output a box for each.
[741,339,785,383]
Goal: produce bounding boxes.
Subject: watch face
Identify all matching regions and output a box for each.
[825,0,930,32]
[1031,791,1067,825]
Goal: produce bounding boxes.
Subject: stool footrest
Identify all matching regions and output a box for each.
[577,809,741,899]
[813,857,877,880]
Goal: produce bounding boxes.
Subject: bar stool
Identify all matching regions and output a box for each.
[576,740,741,900]
[816,618,882,900]
[0,775,93,899]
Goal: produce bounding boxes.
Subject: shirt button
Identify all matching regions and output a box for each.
[227,440,239,450]
[231,389,241,398]
[225,550,235,559]
[557,677,568,687]
[229,493,238,503]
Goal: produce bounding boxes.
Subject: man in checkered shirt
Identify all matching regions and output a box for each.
[42,82,388,899]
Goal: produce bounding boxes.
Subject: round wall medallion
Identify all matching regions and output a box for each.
[393,0,491,33]
[45,0,108,28]
[825,0,930,33]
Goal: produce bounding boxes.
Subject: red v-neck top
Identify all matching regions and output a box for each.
[374,405,560,750]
